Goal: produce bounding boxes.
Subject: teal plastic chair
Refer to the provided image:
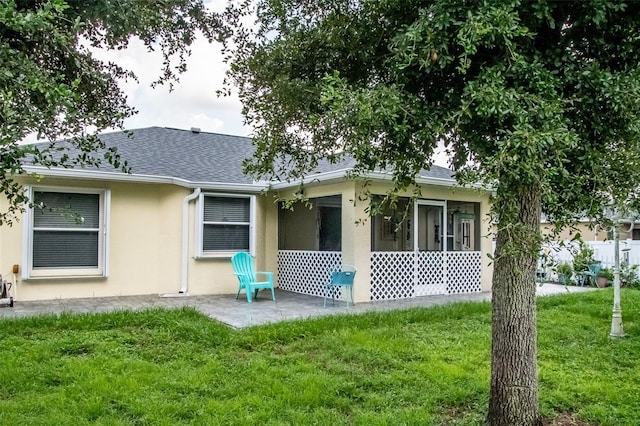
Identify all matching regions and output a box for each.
[584,261,602,287]
[324,265,356,308]
[576,261,602,287]
[231,252,276,303]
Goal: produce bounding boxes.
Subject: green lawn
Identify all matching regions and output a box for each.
[0,290,638,425]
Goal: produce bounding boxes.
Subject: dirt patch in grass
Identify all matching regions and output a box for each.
[441,408,595,426]
[541,412,595,426]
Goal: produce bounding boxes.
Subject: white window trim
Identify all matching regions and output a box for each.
[22,186,110,280]
[195,192,255,259]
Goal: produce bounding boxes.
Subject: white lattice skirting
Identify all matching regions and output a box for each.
[278,250,482,302]
[371,251,482,300]
[447,251,482,294]
[277,250,342,298]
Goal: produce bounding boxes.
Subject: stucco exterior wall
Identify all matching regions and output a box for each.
[1,179,181,300]
[542,221,608,242]
[0,177,271,301]
[1,173,493,302]
[186,192,273,296]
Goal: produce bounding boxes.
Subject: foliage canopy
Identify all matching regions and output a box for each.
[226,0,640,228]
[0,0,220,224]
[224,1,640,424]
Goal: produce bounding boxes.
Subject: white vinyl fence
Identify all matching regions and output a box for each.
[549,240,640,268]
[540,240,640,281]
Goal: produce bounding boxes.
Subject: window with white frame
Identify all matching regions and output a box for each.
[25,188,109,278]
[197,194,254,256]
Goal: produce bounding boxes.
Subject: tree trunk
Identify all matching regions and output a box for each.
[487,187,542,426]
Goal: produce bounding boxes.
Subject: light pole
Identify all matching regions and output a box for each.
[609,215,634,338]
[610,221,624,338]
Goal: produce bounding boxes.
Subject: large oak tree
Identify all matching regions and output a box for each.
[223,1,640,424]
[0,0,220,224]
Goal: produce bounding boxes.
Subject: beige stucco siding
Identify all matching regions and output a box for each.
[0,177,272,301]
[542,221,608,242]
[1,172,493,302]
[1,179,185,300]
[186,192,274,295]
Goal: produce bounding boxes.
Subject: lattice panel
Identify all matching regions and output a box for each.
[416,252,446,296]
[371,251,481,300]
[277,250,342,298]
[447,251,482,294]
[371,252,416,300]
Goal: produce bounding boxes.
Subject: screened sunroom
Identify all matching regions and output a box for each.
[276,190,484,302]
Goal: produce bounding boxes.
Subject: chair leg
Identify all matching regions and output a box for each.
[246,287,253,303]
[270,287,276,301]
[254,289,259,300]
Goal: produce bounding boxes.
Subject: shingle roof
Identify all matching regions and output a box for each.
[32,126,455,185]
[95,126,256,184]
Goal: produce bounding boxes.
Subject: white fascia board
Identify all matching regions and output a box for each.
[268,169,471,190]
[22,166,269,193]
[368,171,491,192]
[269,169,351,190]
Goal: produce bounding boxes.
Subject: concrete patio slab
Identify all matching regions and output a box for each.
[0,283,598,328]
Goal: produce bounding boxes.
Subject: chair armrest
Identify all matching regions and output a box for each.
[256,271,274,283]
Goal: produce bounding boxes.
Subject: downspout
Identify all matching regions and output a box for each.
[181,188,201,294]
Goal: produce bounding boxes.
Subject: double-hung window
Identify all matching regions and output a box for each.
[24,188,109,278]
[197,193,254,257]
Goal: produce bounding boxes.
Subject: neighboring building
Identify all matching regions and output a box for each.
[541,216,608,242]
[541,215,640,242]
[0,127,493,302]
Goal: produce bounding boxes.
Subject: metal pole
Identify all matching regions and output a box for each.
[610,224,625,338]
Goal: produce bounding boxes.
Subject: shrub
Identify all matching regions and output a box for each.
[556,262,573,285]
[572,242,595,273]
[620,263,640,289]
[557,262,573,275]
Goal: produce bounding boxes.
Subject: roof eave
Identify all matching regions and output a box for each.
[269,169,476,190]
[21,166,269,193]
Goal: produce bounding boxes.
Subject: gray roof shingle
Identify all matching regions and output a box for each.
[32,127,455,185]
[97,126,256,184]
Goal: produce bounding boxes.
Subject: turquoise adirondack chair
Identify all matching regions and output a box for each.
[323,265,357,308]
[231,252,276,303]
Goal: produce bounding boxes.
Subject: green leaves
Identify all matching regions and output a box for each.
[1,0,221,224]
[225,0,640,234]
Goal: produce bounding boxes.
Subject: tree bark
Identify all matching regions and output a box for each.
[487,187,542,426]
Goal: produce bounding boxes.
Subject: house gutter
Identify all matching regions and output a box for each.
[22,166,269,193]
[268,169,483,190]
[180,188,201,294]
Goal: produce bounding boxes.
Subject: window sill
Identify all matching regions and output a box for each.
[25,269,106,280]
[195,252,245,260]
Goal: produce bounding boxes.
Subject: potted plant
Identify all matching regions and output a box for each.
[557,262,573,285]
[597,267,613,288]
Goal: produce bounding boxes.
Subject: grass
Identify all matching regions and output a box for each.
[0,290,639,425]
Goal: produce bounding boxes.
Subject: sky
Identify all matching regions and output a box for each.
[25,0,449,167]
[94,36,250,138]
[92,0,248,137]
[90,37,450,167]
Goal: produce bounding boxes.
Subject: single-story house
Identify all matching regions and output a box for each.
[0,127,493,303]
[541,215,640,242]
